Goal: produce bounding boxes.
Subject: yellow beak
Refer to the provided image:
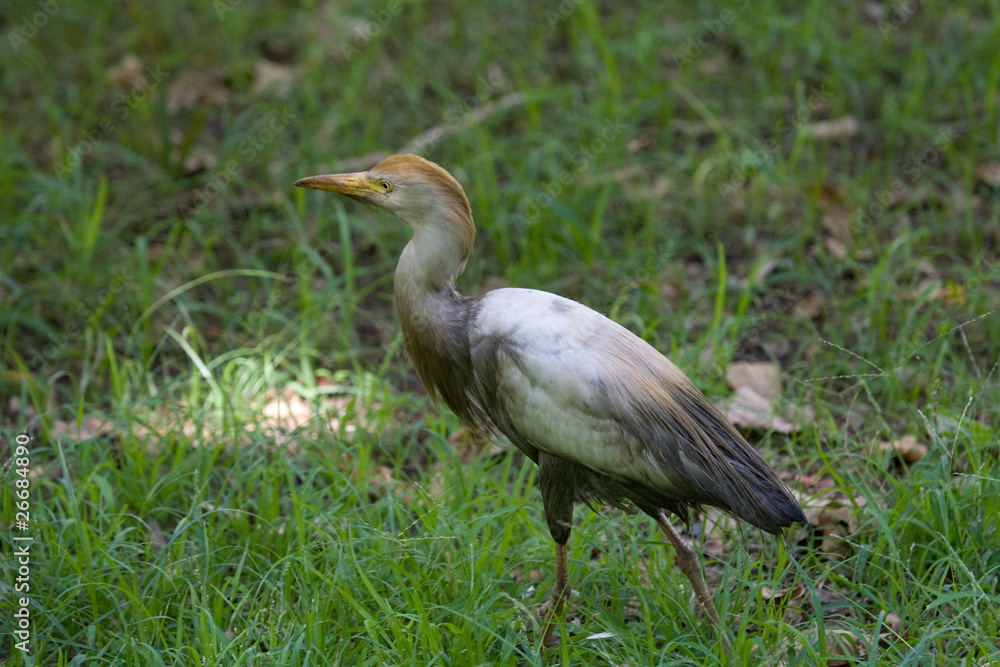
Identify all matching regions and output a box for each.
[293,172,370,195]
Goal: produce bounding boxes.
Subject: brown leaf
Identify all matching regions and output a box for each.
[726,361,782,401]
[884,612,903,636]
[366,465,396,501]
[148,519,168,554]
[811,181,853,240]
[106,54,145,89]
[167,69,229,112]
[5,397,37,423]
[809,181,855,260]
[793,290,825,320]
[795,474,837,493]
[252,59,297,98]
[802,116,859,140]
[627,135,654,154]
[259,387,314,439]
[760,584,805,603]
[181,147,217,175]
[879,434,928,464]
[861,2,887,21]
[975,161,1000,187]
[804,500,858,559]
[823,236,847,259]
[875,612,905,649]
[698,55,730,76]
[718,385,798,433]
[624,175,674,201]
[321,394,365,438]
[826,629,860,664]
[50,417,113,442]
[759,584,806,624]
[670,118,725,137]
[821,209,852,243]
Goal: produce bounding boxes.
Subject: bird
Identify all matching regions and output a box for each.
[294,154,805,650]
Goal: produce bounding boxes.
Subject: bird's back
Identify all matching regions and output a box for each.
[467,288,804,534]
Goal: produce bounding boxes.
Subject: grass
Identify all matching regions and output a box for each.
[1,0,999,664]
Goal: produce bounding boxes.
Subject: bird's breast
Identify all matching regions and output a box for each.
[467,288,687,491]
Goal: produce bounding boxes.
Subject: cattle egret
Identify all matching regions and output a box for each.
[295,154,805,650]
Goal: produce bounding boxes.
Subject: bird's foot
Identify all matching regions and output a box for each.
[539,622,562,648]
[537,587,571,648]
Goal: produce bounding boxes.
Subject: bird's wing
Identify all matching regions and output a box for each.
[469,288,794,528]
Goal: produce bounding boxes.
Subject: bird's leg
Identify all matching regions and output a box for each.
[539,540,570,647]
[538,453,575,647]
[653,509,732,653]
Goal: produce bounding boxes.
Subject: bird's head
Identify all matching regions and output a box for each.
[295,154,474,241]
[296,154,477,289]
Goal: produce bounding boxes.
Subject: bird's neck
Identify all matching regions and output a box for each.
[393,224,470,351]
[394,202,473,289]
[395,236,466,296]
[393,226,483,426]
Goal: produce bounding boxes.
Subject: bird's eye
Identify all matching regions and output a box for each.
[378,180,393,192]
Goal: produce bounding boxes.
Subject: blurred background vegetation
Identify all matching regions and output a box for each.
[1,1,998,664]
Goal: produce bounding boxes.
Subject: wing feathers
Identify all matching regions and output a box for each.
[469,288,802,533]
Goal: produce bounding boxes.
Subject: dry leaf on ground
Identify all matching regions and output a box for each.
[167,69,229,111]
[106,54,145,88]
[720,360,814,432]
[884,612,903,635]
[718,385,799,433]
[759,584,806,624]
[793,290,825,319]
[814,181,854,245]
[823,236,848,259]
[252,59,297,97]
[627,134,654,153]
[879,435,927,463]
[826,629,860,665]
[804,499,859,559]
[726,360,782,401]
[366,465,396,501]
[879,434,928,464]
[802,116,859,140]
[259,386,314,433]
[50,417,114,442]
[975,161,1000,187]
